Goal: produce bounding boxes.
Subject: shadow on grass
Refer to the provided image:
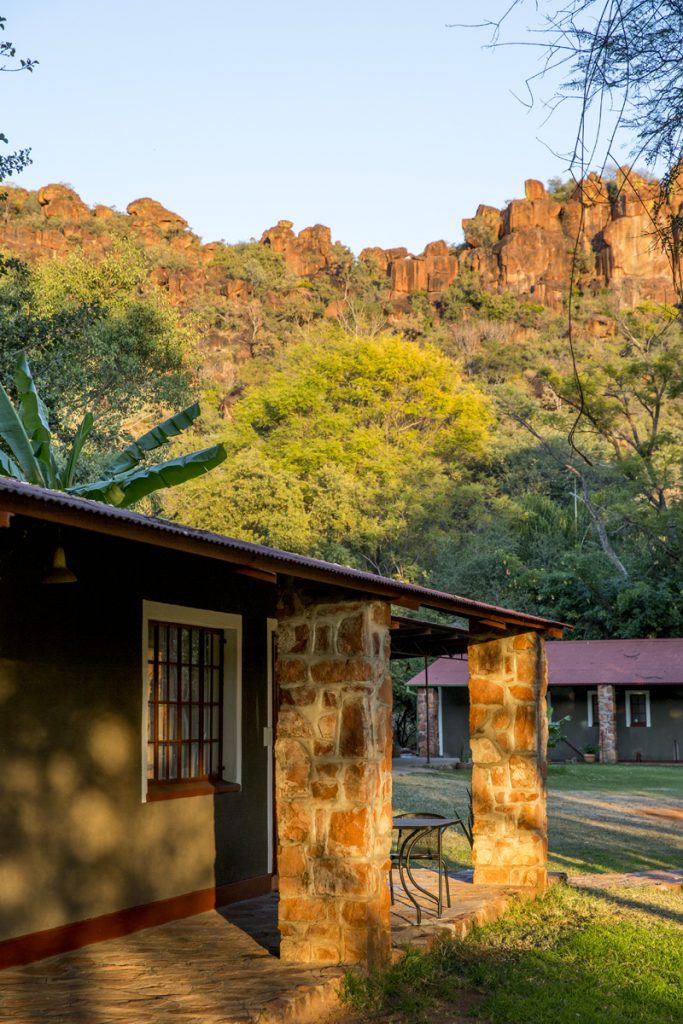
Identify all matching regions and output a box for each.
[344,885,683,1024]
[573,884,683,925]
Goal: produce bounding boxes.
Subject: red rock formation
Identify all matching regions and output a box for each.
[126,197,189,232]
[38,184,91,222]
[259,220,333,276]
[462,173,681,306]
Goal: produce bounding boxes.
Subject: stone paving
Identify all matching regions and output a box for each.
[0,906,344,1024]
[0,869,534,1024]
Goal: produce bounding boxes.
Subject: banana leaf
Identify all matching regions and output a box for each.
[62,412,94,489]
[0,380,46,485]
[0,449,23,480]
[69,443,227,507]
[103,403,202,477]
[13,354,57,486]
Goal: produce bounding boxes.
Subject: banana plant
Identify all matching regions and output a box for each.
[0,353,226,507]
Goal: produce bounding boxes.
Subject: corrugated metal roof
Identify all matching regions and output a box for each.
[408,638,683,686]
[0,477,567,632]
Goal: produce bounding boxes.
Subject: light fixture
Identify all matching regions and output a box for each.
[43,544,77,585]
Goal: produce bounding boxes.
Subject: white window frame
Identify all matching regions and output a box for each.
[587,689,598,727]
[141,600,242,802]
[625,689,651,728]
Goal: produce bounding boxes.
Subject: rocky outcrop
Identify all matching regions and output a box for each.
[37,184,91,222]
[126,197,189,233]
[0,170,680,330]
[359,239,458,299]
[259,220,334,276]
[462,171,682,306]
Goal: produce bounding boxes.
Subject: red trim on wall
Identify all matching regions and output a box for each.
[0,874,273,970]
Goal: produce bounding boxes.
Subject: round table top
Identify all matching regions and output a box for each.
[392,816,460,829]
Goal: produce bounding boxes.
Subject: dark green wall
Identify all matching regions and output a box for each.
[0,517,276,942]
[440,687,470,758]
[550,685,683,761]
[437,684,683,764]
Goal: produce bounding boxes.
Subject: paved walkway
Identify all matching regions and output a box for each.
[570,869,683,890]
[0,870,533,1024]
[0,908,343,1024]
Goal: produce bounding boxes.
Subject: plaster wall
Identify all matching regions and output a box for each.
[0,520,274,942]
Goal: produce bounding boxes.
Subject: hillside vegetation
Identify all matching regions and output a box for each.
[0,178,682,637]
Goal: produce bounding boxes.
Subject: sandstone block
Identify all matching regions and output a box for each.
[514,706,537,749]
[328,807,370,856]
[279,896,332,922]
[470,737,500,764]
[339,699,371,758]
[278,623,310,655]
[314,624,332,653]
[509,755,540,789]
[311,780,339,800]
[343,762,379,803]
[510,684,534,701]
[277,708,313,739]
[280,684,317,707]
[278,844,307,878]
[469,640,504,674]
[310,659,372,685]
[277,658,307,685]
[337,613,366,655]
[515,651,539,684]
[312,860,375,897]
[470,677,505,705]
[318,713,338,741]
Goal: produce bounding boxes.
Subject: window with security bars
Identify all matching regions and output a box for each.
[626,690,650,728]
[147,620,224,782]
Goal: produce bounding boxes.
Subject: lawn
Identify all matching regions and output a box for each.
[325,766,683,1024]
[339,882,683,1024]
[392,764,683,875]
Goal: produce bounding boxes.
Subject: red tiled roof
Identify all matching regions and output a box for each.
[409,638,683,687]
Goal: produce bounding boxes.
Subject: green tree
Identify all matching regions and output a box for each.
[0,353,226,507]
[167,327,492,576]
[0,246,194,454]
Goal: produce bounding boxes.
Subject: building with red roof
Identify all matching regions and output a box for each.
[408,638,683,763]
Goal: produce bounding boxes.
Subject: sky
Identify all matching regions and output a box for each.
[1,1,629,254]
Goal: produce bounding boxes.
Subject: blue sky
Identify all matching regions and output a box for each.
[1,1,627,253]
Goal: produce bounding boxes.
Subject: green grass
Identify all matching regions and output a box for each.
[393,764,683,875]
[342,883,683,1024]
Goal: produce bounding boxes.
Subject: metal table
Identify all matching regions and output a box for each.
[391,815,458,924]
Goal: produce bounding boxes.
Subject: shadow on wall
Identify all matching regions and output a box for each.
[0,656,216,943]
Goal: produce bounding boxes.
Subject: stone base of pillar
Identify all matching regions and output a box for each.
[276,591,393,966]
[417,686,440,757]
[468,632,548,890]
[597,684,618,763]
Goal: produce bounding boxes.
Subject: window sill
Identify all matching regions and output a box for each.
[146,779,241,802]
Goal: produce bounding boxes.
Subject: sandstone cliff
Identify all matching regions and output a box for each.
[1,170,680,329]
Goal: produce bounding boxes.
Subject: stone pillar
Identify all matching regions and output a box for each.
[275,588,393,966]
[468,631,548,889]
[597,684,618,763]
[417,685,440,757]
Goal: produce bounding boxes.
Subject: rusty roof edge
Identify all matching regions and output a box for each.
[0,478,570,632]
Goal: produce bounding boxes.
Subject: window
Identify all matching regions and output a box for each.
[626,690,651,728]
[587,690,599,727]
[147,621,224,783]
[142,602,241,801]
